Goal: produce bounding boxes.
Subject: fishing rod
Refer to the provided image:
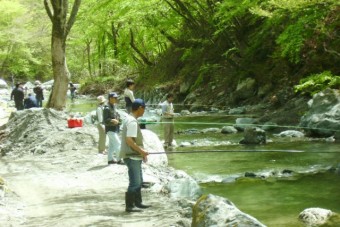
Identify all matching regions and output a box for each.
[149,149,339,154]
[139,120,340,132]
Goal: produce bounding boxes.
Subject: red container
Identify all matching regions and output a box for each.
[67,118,83,128]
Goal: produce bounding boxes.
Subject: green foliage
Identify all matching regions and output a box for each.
[294,71,340,95]
[191,63,221,90]
[251,0,338,64]
[0,0,338,97]
[0,0,51,81]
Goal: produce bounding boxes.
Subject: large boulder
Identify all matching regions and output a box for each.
[192,194,266,227]
[299,89,340,137]
[142,129,168,167]
[239,127,266,144]
[234,117,258,131]
[0,79,8,89]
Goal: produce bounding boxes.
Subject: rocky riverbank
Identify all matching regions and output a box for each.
[1,79,339,226]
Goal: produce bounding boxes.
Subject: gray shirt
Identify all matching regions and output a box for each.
[119,114,143,160]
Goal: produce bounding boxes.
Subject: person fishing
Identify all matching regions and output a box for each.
[103,92,122,164]
[161,93,175,149]
[120,99,151,212]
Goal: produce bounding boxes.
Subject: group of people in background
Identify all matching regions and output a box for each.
[10,80,79,110]
[10,80,44,110]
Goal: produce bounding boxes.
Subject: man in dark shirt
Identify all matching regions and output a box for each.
[10,83,25,110]
[103,92,122,164]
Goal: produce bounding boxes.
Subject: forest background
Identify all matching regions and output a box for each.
[0,0,339,109]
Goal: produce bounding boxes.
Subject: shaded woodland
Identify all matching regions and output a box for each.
[0,0,339,105]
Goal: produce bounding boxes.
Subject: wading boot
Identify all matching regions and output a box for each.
[135,190,151,209]
[125,192,142,212]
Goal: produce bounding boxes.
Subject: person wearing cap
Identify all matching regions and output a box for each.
[33,80,44,107]
[120,98,151,212]
[124,79,135,113]
[161,93,175,149]
[10,82,25,110]
[96,95,107,154]
[103,92,122,164]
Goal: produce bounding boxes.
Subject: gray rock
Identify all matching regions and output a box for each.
[180,110,191,116]
[276,130,305,138]
[233,78,256,101]
[192,194,266,227]
[299,208,333,226]
[201,128,220,133]
[300,89,340,137]
[229,107,246,115]
[0,79,8,89]
[234,118,257,131]
[261,122,279,131]
[180,82,191,94]
[167,170,201,200]
[221,126,238,134]
[239,127,266,144]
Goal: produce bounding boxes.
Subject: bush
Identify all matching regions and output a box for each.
[294,71,340,95]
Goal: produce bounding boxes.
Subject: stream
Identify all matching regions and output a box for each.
[70,98,340,226]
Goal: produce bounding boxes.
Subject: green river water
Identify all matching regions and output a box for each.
[69,99,340,227]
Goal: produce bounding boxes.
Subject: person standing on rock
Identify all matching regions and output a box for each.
[103,92,122,165]
[96,95,107,154]
[33,80,44,107]
[120,99,151,212]
[124,79,135,114]
[161,93,175,149]
[10,82,25,110]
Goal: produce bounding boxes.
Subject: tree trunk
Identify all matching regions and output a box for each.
[44,0,81,110]
[86,39,92,77]
[48,35,69,109]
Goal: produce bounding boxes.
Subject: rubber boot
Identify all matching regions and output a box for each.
[125,192,142,212]
[135,189,151,209]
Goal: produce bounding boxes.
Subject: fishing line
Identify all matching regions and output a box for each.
[149,149,340,155]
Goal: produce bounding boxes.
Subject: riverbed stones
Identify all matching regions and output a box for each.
[275,130,305,138]
[192,194,266,227]
[298,208,333,226]
[221,126,237,134]
[299,89,340,138]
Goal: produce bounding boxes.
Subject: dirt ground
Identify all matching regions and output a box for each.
[0,93,191,227]
[0,145,188,227]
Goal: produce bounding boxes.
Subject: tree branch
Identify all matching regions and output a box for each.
[66,0,82,37]
[44,0,53,21]
[129,29,153,66]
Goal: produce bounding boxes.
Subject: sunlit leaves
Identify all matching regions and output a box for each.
[294,71,340,95]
